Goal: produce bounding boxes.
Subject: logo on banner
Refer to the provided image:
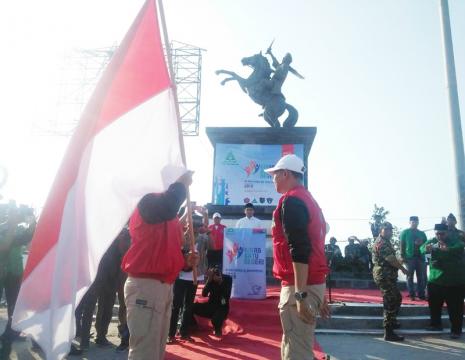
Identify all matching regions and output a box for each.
[223,151,238,165]
[226,242,244,263]
[243,160,260,177]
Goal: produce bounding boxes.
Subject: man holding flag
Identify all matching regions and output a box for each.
[122,171,198,359]
[12,1,192,359]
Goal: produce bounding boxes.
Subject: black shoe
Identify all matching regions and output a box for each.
[409,295,416,301]
[166,336,176,344]
[213,329,222,337]
[425,325,443,332]
[115,340,129,352]
[180,335,195,343]
[384,328,404,342]
[450,332,461,339]
[393,321,401,329]
[95,337,111,347]
[68,344,83,356]
[418,295,426,300]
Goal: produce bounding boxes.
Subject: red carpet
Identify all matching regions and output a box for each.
[326,288,429,305]
[165,286,326,360]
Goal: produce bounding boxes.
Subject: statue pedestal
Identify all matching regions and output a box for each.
[206,127,317,219]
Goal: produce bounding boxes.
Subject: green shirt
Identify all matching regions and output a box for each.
[0,225,31,278]
[420,237,465,286]
[400,228,427,259]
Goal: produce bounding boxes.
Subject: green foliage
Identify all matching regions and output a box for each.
[368,204,401,255]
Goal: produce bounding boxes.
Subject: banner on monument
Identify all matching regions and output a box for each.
[212,143,304,206]
[223,228,267,299]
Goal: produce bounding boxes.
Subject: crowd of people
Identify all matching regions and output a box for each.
[324,235,372,273]
[371,214,465,342]
[2,153,465,359]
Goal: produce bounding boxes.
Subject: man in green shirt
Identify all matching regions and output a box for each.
[420,223,465,338]
[446,213,465,246]
[400,216,427,300]
[0,205,35,341]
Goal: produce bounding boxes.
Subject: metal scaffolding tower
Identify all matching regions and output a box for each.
[42,41,203,137]
[169,41,204,136]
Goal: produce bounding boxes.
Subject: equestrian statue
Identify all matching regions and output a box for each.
[216,42,304,127]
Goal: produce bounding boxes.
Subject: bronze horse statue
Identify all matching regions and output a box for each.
[216,50,300,127]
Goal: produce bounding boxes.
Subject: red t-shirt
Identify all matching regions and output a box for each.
[208,224,227,250]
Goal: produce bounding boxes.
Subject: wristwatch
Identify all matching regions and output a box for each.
[294,291,308,302]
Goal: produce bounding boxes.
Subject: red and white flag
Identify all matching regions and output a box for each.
[12,1,186,358]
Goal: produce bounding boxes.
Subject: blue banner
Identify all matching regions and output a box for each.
[213,143,304,206]
[222,228,267,299]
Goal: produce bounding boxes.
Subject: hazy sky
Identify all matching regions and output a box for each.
[1,0,464,244]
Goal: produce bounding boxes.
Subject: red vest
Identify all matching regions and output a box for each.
[208,224,226,250]
[121,208,185,284]
[272,185,328,286]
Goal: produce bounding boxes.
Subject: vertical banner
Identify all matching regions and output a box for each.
[223,228,266,299]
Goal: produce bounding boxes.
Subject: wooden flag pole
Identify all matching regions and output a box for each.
[157,0,198,285]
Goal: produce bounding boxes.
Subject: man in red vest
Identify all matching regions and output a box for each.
[265,154,329,360]
[121,171,198,360]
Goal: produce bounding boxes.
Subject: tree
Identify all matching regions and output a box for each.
[368,204,400,254]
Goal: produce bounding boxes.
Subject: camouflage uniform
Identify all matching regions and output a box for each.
[372,235,402,329]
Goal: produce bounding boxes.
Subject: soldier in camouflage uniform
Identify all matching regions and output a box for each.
[372,222,408,341]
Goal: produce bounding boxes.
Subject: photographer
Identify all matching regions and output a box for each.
[192,266,232,337]
[0,202,36,340]
[421,223,465,338]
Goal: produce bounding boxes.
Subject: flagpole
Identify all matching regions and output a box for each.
[157,0,198,284]
[439,0,465,230]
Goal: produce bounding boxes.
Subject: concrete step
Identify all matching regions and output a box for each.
[316,328,465,335]
[316,314,460,330]
[328,303,442,317]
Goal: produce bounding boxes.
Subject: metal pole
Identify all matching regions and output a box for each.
[439,0,465,230]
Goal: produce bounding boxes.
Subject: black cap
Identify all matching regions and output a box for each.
[434,223,448,232]
[447,213,457,221]
[409,216,419,222]
[380,222,393,230]
[244,202,255,209]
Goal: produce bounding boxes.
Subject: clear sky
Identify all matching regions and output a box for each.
[1,0,464,244]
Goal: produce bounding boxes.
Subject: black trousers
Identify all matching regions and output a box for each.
[75,285,98,346]
[169,279,197,337]
[0,272,22,334]
[95,286,116,340]
[192,302,229,332]
[207,249,223,270]
[427,282,465,334]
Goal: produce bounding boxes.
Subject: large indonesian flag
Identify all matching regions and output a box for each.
[12,1,186,358]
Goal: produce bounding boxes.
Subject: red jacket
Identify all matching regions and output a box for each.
[272,185,328,286]
[121,207,185,284]
[208,224,226,250]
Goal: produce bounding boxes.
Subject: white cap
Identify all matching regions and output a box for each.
[212,212,222,218]
[264,154,306,175]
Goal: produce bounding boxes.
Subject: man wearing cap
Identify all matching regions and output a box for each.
[235,203,262,229]
[400,216,427,300]
[207,212,227,269]
[265,154,329,359]
[446,213,465,246]
[421,223,465,338]
[372,222,408,341]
